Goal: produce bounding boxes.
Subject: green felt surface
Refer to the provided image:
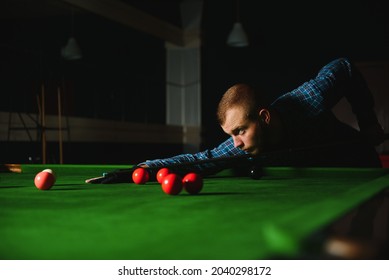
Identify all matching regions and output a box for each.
[0,165,388,260]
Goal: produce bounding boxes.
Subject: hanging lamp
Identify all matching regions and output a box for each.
[61,9,82,60]
[226,0,249,47]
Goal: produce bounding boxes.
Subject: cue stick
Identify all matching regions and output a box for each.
[57,87,63,164]
[41,83,46,164]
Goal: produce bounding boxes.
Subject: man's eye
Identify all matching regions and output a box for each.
[238,129,245,135]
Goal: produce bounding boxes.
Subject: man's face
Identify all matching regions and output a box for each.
[221,106,264,155]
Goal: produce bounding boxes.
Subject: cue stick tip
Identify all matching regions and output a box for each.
[85,176,105,184]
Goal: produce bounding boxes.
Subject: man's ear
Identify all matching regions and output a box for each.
[259,109,271,124]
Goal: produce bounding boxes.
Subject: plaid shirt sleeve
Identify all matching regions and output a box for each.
[271,57,377,127]
[272,58,352,117]
[140,137,247,173]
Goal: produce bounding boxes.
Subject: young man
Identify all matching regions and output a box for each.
[87,57,385,183]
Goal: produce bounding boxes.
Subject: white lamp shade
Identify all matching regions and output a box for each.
[227,22,249,47]
[61,37,82,60]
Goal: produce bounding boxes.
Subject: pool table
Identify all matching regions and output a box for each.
[1,164,388,260]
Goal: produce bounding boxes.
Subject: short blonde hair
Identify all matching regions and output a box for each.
[217,83,262,125]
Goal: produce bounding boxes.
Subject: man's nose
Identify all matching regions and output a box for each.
[233,136,243,148]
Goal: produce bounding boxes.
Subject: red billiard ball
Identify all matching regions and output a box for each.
[156,167,170,183]
[161,173,183,195]
[182,173,203,194]
[132,168,149,184]
[42,168,56,183]
[34,171,55,190]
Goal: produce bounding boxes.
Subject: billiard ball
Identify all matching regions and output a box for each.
[34,171,55,190]
[161,173,183,195]
[156,167,170,183]
[182,173,203,194]
[132,168,149,184]
[249,165,264,180]
[42,168,56,183]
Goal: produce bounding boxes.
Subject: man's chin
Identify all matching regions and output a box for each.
[246,149,259,156]
[247,146,266,156]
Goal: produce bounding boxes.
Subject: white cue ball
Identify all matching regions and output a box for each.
[42,169,56,182]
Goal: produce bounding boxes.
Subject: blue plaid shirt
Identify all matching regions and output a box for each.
[141,58,377,172]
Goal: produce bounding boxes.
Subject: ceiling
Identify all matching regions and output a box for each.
[0,0,183,24]
[1,0,388,56]
[0,0,188,45]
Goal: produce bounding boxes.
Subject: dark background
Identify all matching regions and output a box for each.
[1,0,388,163]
